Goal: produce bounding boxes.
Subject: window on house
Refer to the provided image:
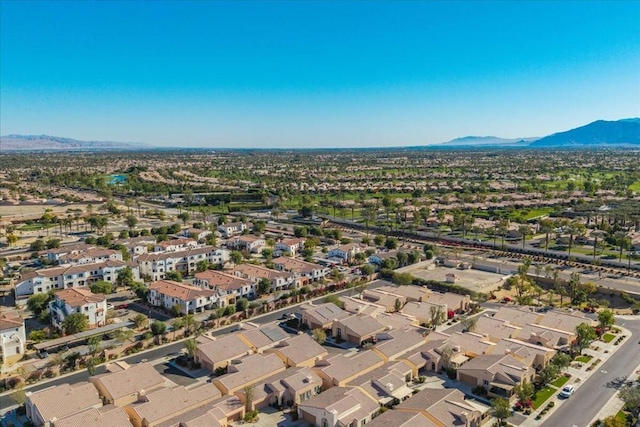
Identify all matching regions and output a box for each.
[322,420,328,427]
[483,380,489,386]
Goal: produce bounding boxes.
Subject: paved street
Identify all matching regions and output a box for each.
[541,316,640,427]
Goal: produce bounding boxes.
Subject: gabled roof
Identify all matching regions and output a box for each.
[195,270,253,291]
[215,353,285,391]
[90,362,165,401]
[299,386,378,417]
[300,302,350,325]
[149,280,218,301]
[366,410,436,427]
[316,350,385,383]
[54,287,106,307]
[27,382,101,423]
[457,354,531,385]
[237,324,289,350]
[51,405,131,427]
[271,333,329,365]
[337,314,386,337]
[129,384,222,424]
[373,327,427,360]
[196,333,253,366]
[137,245,218,262]
[0,312,24,331]
[397,388,480,425]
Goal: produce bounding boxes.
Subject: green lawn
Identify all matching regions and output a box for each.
[629,182,640,192]
[602,333,616,343]
[575,355,593,363]
[533,386,557,409]
[523,207,555,220]
[18,223,57,231]
[550,375,570,388]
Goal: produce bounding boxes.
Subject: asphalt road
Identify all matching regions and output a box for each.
[541,316,640,427]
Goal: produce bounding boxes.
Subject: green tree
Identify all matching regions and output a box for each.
[6,233,18,247]
[539,364,560,387]
[575,323,597,354]
[165,270,183,282]
[133,313,148,330]
[62,313,89,334]
[196,260,210,272]
[89,280,112,294]
[514,381,535,404]
[177,212,190,225]
[384,237,398,249]
[30,239,46,252]
[312,328,327,344]
[236,298,249,312]
[116,266,135,288]
[361,264,375,279]
[392,272,413,286]
[550,352,571,372]
[491,397,511,424]
[619,384,640,417]
[597,309,615,330]
[257,278,272,296]
[230,251,243,265]
[373,235,385,246]
[461,316,478,332]
[27,293,51,316]
[150,320,167,336]
[184,338,198,360]
[125,215,138,233]
[10,383,26,406]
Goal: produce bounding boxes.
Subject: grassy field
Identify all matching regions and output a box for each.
[602,333,616,343]
[18,223,57,231]
[575,355,593,363]
[630,182,640,192]
[523,207,556,220]
[550,375,570,388]
[533,386,557,409]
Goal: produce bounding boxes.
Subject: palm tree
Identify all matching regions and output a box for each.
[518,225,531,249]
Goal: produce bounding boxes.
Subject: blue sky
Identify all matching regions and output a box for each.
[1,1,639,148]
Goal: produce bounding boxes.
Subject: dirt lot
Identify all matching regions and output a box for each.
[400,263,508,293]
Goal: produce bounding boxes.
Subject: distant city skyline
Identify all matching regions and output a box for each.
[1,1,639,148]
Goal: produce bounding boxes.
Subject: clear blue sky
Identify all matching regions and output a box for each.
[1,1,639,148]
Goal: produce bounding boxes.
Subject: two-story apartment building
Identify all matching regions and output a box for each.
[49,288,108,330]
[137,246,228,281]
[56,248,123,266]
[327,243,364,263]
[272,257,330,283]
[233,264,298,292]
[184,227,212,241]
[229,235,266,253]
[0,312,26,363]
[147,280,219,314]
[45,243,96,263]
[15,260,139,297]
[195,270,256,300]
[275,238,305,256]
[218,222,247,238]
[153,237,198,253]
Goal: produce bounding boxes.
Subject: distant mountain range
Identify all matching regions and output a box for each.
[437,118,640,148]
[0,134,148,151]
[529,118,640,147]
[439,136,538,146]
[2,118,639,151]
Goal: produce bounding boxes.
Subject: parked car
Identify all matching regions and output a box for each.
[559,385,575,398]
[115,304,129,310]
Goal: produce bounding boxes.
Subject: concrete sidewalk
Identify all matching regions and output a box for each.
[519,325,633,427]
[588,361,640,425]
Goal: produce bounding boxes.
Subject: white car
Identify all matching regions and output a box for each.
[559,385,575,398]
